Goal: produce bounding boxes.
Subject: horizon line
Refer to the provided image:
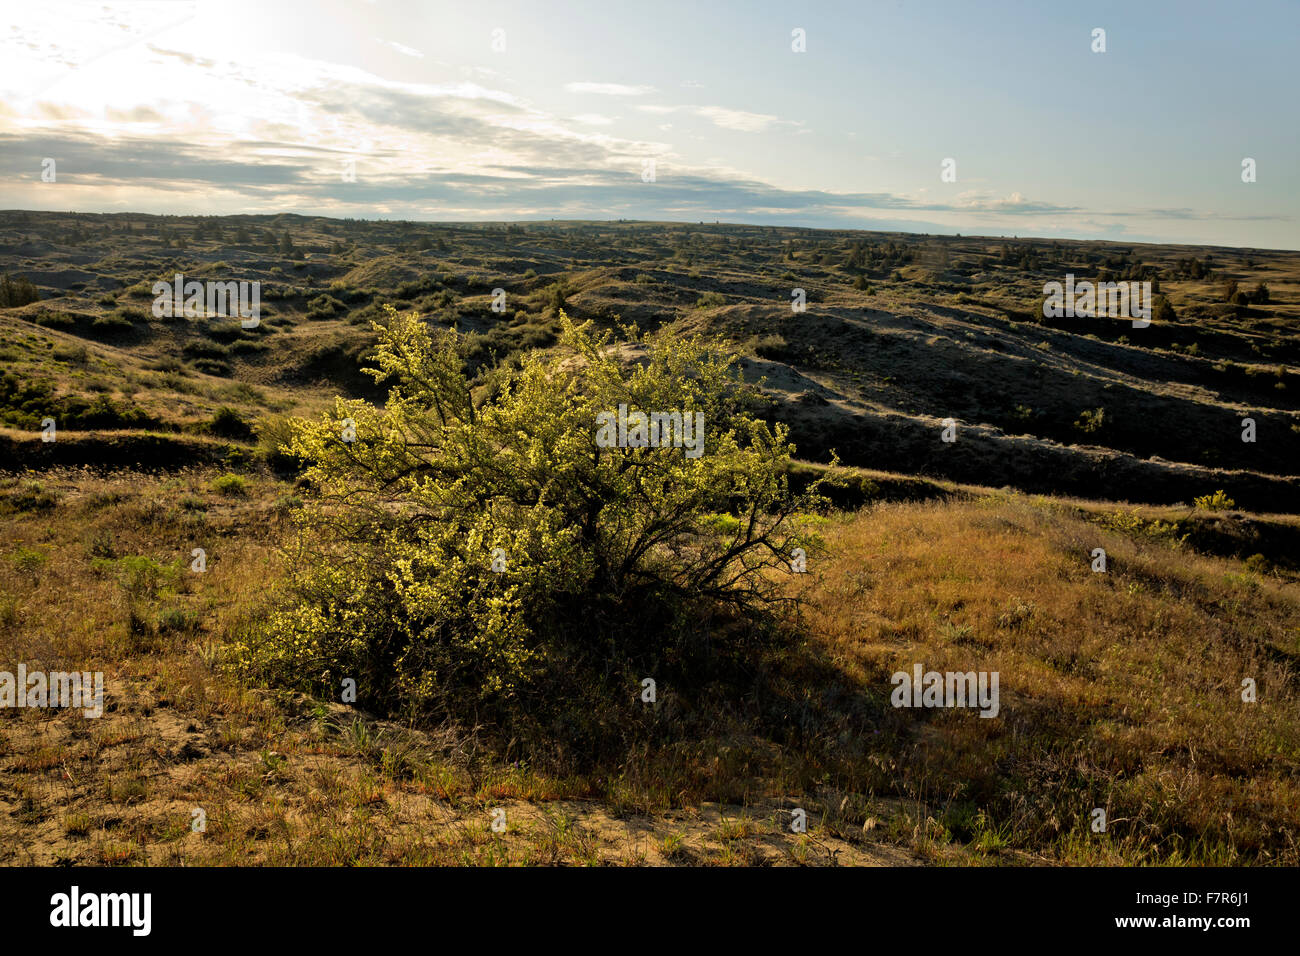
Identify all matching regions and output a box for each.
[5,209,1296,254]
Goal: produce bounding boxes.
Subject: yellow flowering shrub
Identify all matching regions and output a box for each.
[233,306,831,719]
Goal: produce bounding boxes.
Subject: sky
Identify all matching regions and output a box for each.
[2,0,1297,249]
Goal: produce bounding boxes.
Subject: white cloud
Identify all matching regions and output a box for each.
[692,106,778,132]
[635,104,781,132]
[378,39,424,58]
[564,82,655,96]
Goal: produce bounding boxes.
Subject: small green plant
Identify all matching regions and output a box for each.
[1244,553,1272,575]
[90,313,135,334]
[90,555,183,621]
[1098,509,1187,547]
[10,545,48,581]
[0,481,58,515]
[660,831,687,858]
[182,341,228,361]
[938,620,974,643]
[1194,489,1236,511]
[259,749,287,780]
[1074,407,1106,434]
[306,294,345,319]
[52,343,89,365]
[996,597,1036,630]
[156,605,199,635]
[1101,509,1145,535]
[189,358,232,377]
[35,310,76,329]
[705,512,742,535]
[347,718,374,756]
[212,473,247,497]
[208,406,253,440]
[62,812,94,837]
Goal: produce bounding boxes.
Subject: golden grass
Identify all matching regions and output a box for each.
[0,470,1296,865]
[797,492,1300,863]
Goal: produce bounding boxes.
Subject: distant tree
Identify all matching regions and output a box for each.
[1223,279,1238,302]
[1153,295,1177,324]
[0,273,40,308]
[279,231,296,256]
[543,281,568,315]
[1251,282,1270,305]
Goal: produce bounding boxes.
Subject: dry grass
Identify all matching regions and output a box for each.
[0,470,1296,865]
[798,492,1300,864]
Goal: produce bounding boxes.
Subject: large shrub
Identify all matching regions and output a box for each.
[235,306,830,723]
